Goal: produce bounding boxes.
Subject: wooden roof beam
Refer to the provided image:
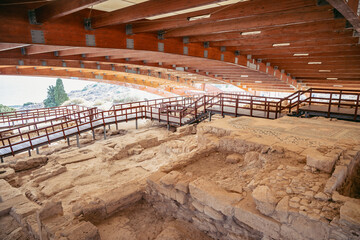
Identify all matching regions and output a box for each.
[165,6,334,37]
[188,19,347,42]
[34,0,107,23]
[327,0,360,32]
[132,0,316,33]
[0,43,30,52]
[210,31,353,47]
[26,45,76,55]
[91,0,227,29]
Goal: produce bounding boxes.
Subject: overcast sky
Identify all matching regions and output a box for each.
[0,75,92,106]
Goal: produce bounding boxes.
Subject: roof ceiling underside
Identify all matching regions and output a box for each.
[0,0,359,92]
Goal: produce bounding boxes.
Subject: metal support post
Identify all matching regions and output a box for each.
[28,149,31,157]
[36,147,39,154]
[76,134,80,147]
[1,156,3,163]
[92,130,95,140]
[136,119,138,129]
[167,124,170,130]
[103,126,107,139]
[209,111,212,122]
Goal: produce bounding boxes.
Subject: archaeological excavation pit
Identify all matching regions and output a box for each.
[1,115,360,240]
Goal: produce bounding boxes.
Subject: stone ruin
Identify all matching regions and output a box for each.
[0,116,360,240]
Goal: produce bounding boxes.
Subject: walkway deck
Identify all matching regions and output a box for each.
[300,105,360,121]
[0,110,189,158]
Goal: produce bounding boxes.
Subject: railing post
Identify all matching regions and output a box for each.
[338,90,342,108]
[235,95,239,117]
[328,93,332,118]
[76,134,80,147]
[8,139,14,156]
[296,91,300,114]
[250,96,253,117]
[275,102,278,119]
[221,95,224,117]
[354,94,359,121]
[195,101,197,117]
[267,102,270,119]
[279,101,282,118]
[309,89,312,106]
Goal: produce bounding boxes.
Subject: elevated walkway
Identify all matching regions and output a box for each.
[0,89,359,160]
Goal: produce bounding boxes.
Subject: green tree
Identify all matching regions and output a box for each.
[54,78,69,106]
[0,104,15,113]
[43,85,56,108]
[43,79,69,107]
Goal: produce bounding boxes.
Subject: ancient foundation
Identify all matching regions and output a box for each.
[1,116,360,239]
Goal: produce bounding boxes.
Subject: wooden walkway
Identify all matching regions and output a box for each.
[208,106,278,119]
[299,105,360,121]
[0,109,189,159]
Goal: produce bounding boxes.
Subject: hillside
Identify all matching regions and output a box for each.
[15,83,163,110]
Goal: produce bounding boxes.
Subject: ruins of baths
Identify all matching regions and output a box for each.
[0,0,360,239]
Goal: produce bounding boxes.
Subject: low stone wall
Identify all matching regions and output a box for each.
[145,168,360,240]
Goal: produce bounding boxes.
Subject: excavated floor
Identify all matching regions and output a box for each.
[0,116,360,240]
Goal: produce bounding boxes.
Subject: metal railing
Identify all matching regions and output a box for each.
[1,88,359,159]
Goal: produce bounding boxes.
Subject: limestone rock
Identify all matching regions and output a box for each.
[160,171,181,187]
[203,206,224,221]
[189,178,242,216]
[340,201,360,229]
[244,151,260,164]
[314,192,330,201]
[57,221,100,240]
[304,148,338,173]
[225,153,242,164]
[0,168,15,180]
[252,186,277,216]
[274,196,289,223]
[37,201,63,221]
[324,166,348,194]
[234,196,280,239]
[10,156,48,172]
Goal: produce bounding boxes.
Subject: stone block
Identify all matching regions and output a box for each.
[175,190,187,205]
[82,199,107,222]
[0,167,15,180]
[10,156,48,172]
[57,154,96,165]
[160,171,181,187]
[289,214,330,240]
[274,196,289,223]
[58,221,100,240]
[280,225,306,240]
[204,206,225,221]
[252,185,277,216]
[305,148,338,173]
[191,200,204,213]
[218,137,264,154]
[102,184,143,216]
[10,201,39,224]
[189,178,242,216]
[37,201,63,221]
[174,178,191,193]
[340,201,360,229]
[234,196,280,239]
[225,153,242,164]
[0,194,28,217]
[324,166,348,194]
[0,184,21,202]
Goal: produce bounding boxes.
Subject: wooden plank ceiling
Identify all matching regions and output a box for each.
[0,0,359,93]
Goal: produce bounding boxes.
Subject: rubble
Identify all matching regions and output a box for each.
[0,116,359,239]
